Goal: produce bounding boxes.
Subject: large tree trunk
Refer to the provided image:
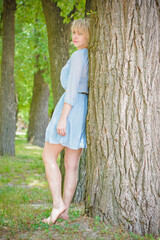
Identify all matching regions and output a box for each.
[41,0,70,106]
[85,0,160,236]
[27,66,49,147]
[0,0,17,156]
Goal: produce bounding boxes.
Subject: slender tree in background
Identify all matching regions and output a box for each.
[85,0,160,236]
[27,58,49,147]
[27,17,49,147]
[15,0,51,138]
[0,2,2,37]
[41,0,71,106]
[0,0,17,155]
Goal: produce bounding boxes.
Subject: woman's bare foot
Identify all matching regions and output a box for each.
[58,211,69,220]
[42,203,66,224]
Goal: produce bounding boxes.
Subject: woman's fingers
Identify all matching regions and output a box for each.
[57,119,67,136]
[60,129,66,136]
[57,128,66,136]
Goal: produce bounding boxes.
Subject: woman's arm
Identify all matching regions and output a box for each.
[57,103,72,136]
[57,51,84,136]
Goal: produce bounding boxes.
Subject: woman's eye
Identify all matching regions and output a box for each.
[72,31,83,35]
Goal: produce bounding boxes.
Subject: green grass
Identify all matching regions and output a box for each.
[0,133,159,240]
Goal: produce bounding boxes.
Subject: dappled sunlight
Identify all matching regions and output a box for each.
[16,131,26,136]
[15,137,43,160]
[25,145,43,150]
[27,178,48,188]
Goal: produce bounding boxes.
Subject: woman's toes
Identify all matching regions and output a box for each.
[42,217,51,224]
[42,206,67,224]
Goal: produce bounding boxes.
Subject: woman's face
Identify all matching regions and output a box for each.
[72,28,88,50]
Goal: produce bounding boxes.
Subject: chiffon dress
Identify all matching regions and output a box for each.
[45,48,89,150]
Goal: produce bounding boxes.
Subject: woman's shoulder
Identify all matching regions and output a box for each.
[71,48,88,61]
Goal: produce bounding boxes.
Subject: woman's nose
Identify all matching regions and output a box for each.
[73,33,78,38]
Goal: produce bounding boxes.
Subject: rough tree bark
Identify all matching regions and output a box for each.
[27,18,49,147]
[27,62,49,147]
[41,0,70,106]
[73,149,87,203]
[85,0,160,236]
[0,0,17,155]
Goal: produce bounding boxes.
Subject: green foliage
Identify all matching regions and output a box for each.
[14,0,86,124]
[56,0,86,23]
[1,0,86,124]
[15,0,51,123]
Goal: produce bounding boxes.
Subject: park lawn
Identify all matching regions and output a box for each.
[0,134,159,240]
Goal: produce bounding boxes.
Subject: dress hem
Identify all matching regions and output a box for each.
[45,139,87,150]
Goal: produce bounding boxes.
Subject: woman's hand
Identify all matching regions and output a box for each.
[57,118,67,136]
[56,103,72,136]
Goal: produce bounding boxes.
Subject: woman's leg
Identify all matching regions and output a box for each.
[42,142,66,224]
[60,147,83,219]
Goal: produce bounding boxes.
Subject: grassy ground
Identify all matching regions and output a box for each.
[0,133,159,240]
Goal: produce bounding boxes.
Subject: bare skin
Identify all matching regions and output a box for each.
[72,28,89,50]
[56,103,72,136]
[60,147,82,219]
[42,143,65,224]
[42,142,82,223]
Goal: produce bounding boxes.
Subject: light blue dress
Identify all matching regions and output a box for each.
[45,48,89,150]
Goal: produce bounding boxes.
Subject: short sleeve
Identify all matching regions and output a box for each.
[64,51,84,106]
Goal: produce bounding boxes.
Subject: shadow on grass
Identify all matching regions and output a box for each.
[0,134,159,240]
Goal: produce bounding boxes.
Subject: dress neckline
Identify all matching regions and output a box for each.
[77,48,88,52]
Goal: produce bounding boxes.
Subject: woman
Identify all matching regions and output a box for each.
[42,18,90,224]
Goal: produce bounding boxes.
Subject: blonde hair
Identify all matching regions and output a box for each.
[71,18,90,41]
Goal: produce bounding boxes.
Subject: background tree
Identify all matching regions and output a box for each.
[73,149,87,203]
[0,1,2,36]
[41,0,71,106]
[27,15,49,147]
[14,0,51,147]
[0,0,17,155]
[27,54,49,147]
[85,0,160,236]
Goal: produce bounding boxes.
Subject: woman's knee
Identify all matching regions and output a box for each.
[42,148,54,164]
[64,148,82,172]
[64,158,79,173]
[42,143,63,164]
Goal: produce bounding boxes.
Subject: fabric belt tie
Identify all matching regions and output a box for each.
[78,92,88,95]
[64,90,88,95]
